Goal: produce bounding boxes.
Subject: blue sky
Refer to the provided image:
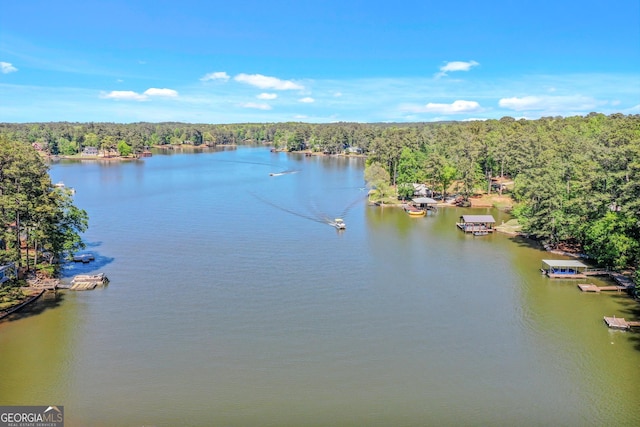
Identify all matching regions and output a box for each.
[1,0,638,123]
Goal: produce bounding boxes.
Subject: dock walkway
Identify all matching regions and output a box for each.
[578,284,627,293]
[28,278,60,291]
[604,316,640,330]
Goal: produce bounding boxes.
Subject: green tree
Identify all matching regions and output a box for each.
[584,212,638,269]
[364,162,393,203]
[396,148,427,199]
[0,135,88,273]
[117,140,132,157]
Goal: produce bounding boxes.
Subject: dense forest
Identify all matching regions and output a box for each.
[1,114,639,279]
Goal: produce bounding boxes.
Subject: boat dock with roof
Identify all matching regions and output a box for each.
[541,259,589,278]
[456,215,496,234]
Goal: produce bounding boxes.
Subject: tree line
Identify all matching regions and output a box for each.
[1,113,639,275]
[1,135,88,277]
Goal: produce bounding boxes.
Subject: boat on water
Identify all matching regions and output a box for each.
[54,181,76,194]
[403,204,426,217]
[331,218,346,230]
[72,253,95,263]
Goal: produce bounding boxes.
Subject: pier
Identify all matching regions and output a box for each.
[65,273,109,290]
[28,278,60,291]
[578,284,628,293]
[603,316,640,330]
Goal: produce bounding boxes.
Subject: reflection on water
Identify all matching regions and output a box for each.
[1,147,638,426]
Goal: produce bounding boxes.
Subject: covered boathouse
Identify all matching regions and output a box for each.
[456,215,496,234]
[541,259,588,279]
[412,197,438,211]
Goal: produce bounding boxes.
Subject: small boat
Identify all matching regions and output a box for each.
[73,253,95,263]
[403,204,426,216]
[331,218,346,230]
[54,181,75,194]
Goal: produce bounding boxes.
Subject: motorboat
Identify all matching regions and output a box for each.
[403,204,426,216]
[332,218,346,230]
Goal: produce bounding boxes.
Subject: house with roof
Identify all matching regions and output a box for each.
[0,263,17,285]
[82,146,99,156]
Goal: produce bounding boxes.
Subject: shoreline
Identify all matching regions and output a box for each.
[0,289,45,321]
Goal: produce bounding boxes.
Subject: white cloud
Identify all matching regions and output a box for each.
[241,102,272,110]
[143,88,178,97]
[624,104,640,113]
[101,88,178,101]
[101,90,147,101]
[201,71,230,82]
[299,97,315,103]
[404,100,482,114]
[498,95,597,111]
[436,60,479,77]
[234,73,304,90]
[0,62,18,74]
[257,93,278,100]
[333,92,343,97]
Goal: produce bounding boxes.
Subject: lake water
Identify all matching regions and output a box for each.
[1,146,639,426]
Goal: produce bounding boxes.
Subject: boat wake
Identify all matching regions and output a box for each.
[269,169,300,177]
[250,192,326,225]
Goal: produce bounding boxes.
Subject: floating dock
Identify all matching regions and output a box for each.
[62,273,109,291]
[603,316,640,330]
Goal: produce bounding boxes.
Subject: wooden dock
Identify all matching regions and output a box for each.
[578,284,626,293]
[603,316,640,330]
[63,273,109,291]
[28,278,60,291]
[548,273,587,279]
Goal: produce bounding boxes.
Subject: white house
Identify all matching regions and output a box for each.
[0,263,17,284]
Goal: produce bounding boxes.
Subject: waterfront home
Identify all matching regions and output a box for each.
[0,263,17,284]
[82,146,99,156]
[412,183,429,197]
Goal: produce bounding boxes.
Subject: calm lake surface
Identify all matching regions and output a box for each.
[1,146,639,426]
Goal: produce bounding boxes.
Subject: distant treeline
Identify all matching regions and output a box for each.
[1,113,639,275]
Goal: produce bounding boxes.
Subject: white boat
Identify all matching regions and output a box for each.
[331,218,346,230]
[73,253,95,263]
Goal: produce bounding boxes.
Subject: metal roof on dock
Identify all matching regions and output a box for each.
[412,197,437,204]
[542,259,588,268]
[460,215,496,223]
